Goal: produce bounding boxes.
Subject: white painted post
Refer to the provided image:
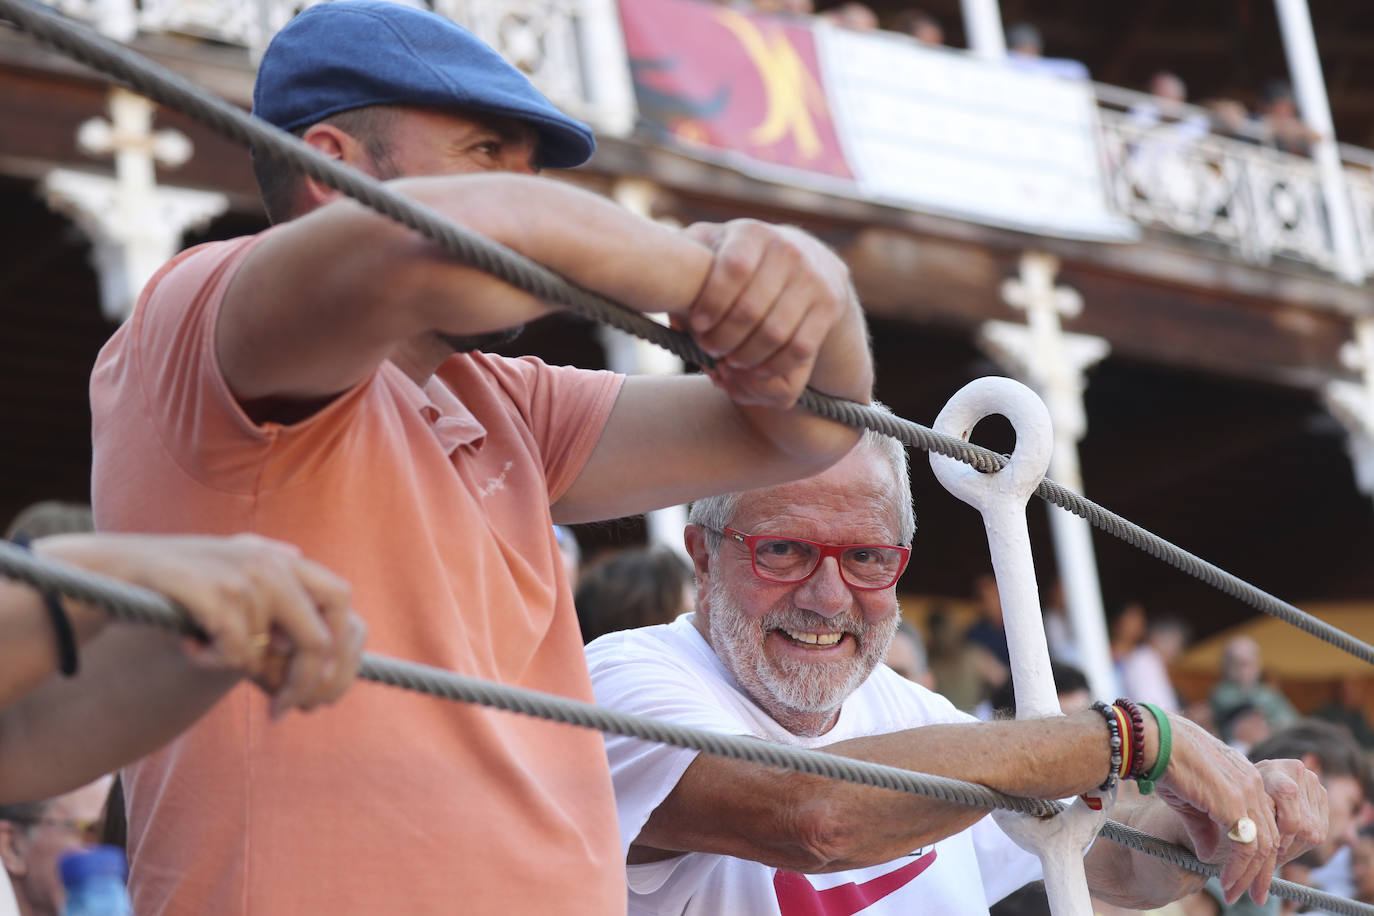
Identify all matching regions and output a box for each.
[603,179,688,557]
[1273,0,1364,284]
[930,377,1108,916]
[960,0,1007,59]
[981,252,1117,701]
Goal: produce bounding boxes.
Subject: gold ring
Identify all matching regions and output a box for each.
[1227,817,1257,844]
[250,632,271,651]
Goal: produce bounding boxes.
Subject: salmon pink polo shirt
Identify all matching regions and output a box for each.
[90,234,627,915]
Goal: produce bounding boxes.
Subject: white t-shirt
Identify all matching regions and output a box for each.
[587,615,1043,915]
[0,871,19,916]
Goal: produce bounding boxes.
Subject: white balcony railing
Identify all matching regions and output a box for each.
[28,0,1374,282]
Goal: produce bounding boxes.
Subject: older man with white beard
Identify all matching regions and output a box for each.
[586,429,1329,916]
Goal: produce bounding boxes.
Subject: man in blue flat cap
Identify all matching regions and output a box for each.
[86,2,874,913]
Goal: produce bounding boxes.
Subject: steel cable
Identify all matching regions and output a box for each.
[2,2,1372,912]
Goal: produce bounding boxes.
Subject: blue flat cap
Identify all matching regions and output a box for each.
[252,0,595,169]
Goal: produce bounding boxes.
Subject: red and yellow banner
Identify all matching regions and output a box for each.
[618,0,852,179]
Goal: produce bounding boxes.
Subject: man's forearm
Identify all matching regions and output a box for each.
[1085,791,1206,909]
[0,626,237,802]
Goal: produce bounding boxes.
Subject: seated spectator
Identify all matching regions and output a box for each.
[965,572,1012,700]
[1210,635,1298,739]
[0,776,112,916]
[819,1,878,31]
[988,660,1092,720]
[576,545,694,644]
[1204,97,1255,142]
[4,502,94,543]
[1220,703,1272,756]
[1350,824,1374,905]
[927,606,985,712]
[1005,22,1089,81]
[590,433,1327,913]
[890,8,943,46]
[1313,675,1374,749]
[1119,613,1190,714]
[1256,79,1320,156]
[886,618,935,689]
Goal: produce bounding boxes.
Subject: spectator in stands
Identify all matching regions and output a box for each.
[1350,824,1374,906]
[575,545,694,644]
[1211,635,1298,740]
[4,503,93,543]
[1204,98,1255,142]
[885,618,935,689]
[751,0,815,15]
[964,572,1011,700]
[554,525,582,589]
[1256,79,1320,157]
[1119,613,1190,714]
[819,2,879,31]
[0,777,113,916]
[988,660,1092,720]
[890,8,944,46]
[1314,675,1374,749]
[1005,22,1090,81]
[1039,579,1082,669]
[1221,703,1273,757]
[927,606,984,712]
[1189,720,1371,915]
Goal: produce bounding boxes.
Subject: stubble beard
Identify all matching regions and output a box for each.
[707,576,897,734]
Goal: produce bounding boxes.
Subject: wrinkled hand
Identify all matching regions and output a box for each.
[679,219,855,409]
[48,533,365,717]
[1256,758,1326,865]
[1152,715,1298,905]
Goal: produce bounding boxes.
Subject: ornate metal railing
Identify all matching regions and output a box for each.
[28,0,1374,281]
[1094,84,1374,277]
[38,0,635,135]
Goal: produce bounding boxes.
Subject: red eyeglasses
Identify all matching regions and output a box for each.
[719,527,910,591]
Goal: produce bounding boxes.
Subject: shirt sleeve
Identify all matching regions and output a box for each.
[468,353,622,503]
[970,813,1046,904]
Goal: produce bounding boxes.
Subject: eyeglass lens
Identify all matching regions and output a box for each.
[752,537,903,588]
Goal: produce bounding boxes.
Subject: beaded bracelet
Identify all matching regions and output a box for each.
[1090,701,1122,792]
[1115,698,1148,780]
[1137,703,1172,796]
[11,535,79,677]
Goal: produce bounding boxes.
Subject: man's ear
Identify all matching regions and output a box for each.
[683,525,711,583]
[296,122,365,208]
[0,821,28,877]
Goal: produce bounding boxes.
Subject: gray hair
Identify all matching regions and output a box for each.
[688,407,914,549]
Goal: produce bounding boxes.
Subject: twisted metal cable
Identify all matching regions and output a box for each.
[5,542,1370,915]
[3,4,1373,911]
[2,0,1371,669]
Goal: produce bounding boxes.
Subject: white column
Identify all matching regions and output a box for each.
[1323,317,1374,503]
[960,0,1006,59]
[978,251,1116,701]
[602,179,689,557]
[40,88,227,321]
[1273,0,1364,284]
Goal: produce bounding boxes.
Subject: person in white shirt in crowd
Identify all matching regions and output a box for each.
[588,428,1327,915]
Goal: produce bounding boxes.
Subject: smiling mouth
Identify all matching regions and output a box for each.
[778,628,846,648]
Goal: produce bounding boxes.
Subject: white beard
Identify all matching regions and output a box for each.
[706,575,897,730]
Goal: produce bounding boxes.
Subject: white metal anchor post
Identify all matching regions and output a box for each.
[930,377,1108,916]
[981,251,1116,701]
